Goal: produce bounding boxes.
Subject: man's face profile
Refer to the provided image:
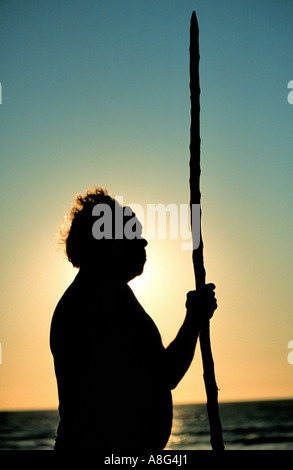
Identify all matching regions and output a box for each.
[114,212,148,282]
[91,205,148,282]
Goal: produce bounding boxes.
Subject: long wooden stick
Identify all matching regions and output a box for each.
[189,11,224,451]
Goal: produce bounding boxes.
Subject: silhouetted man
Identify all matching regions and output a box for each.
[50,187,217,451]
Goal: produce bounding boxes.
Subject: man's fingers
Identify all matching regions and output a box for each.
[201,283,216,293]
[186,283,218,317]
[206,283,216,290]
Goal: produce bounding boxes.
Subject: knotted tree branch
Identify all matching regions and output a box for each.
[189,11,224,451]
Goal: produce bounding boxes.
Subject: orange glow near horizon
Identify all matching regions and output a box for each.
[1,222,293,411]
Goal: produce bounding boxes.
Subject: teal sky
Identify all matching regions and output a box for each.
[1,0,293,409]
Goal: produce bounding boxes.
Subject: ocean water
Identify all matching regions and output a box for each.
[0,400,292,451]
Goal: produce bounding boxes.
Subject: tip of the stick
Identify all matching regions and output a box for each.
[191,11,198,28]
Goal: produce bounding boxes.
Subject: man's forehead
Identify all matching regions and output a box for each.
[123,206,140,221]
[124,208,143,232]
[92,202,144,241]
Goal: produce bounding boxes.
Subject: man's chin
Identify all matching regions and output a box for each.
[127,262,146,282]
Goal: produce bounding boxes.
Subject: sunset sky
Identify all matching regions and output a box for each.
[1,0,293,410]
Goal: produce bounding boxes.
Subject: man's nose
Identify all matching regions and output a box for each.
[140,237,148,248]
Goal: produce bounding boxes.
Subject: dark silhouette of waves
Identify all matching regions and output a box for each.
[0,400,292,450]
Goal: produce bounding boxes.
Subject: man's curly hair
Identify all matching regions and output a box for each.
[60,187,119,268]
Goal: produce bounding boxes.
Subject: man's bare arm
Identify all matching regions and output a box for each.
[164,284,217,389]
